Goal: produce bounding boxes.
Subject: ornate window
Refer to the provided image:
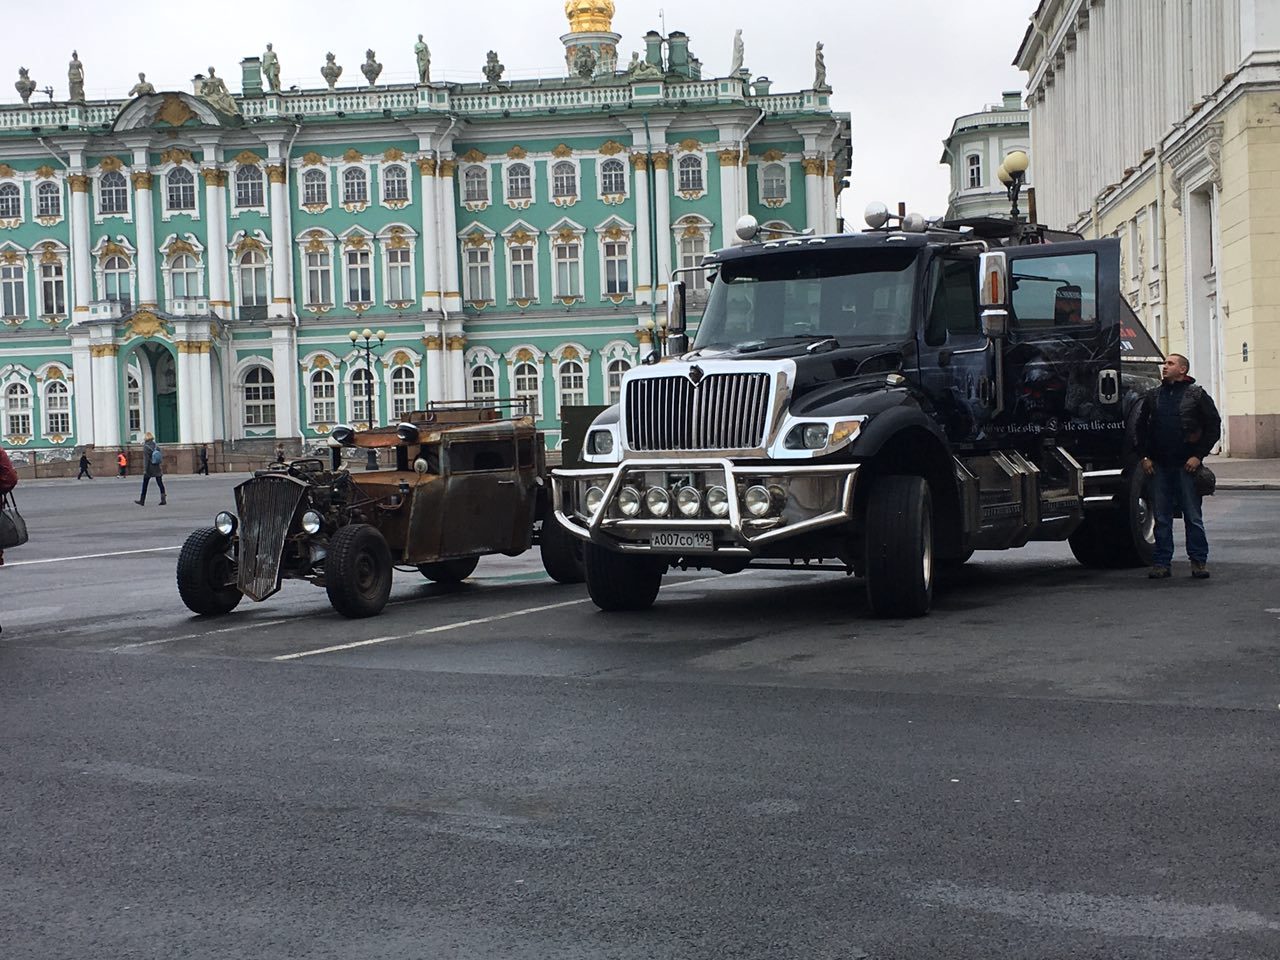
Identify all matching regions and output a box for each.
[552,161,577,199]
[36,181,61,219]
[309,368,337,425]
[761,163,787,202]
[604,239,629,295]
[40,260,66,316]
[557,359,586,415]
[126,374,142,434]
[345,248,373,304]
[512,361,540,417]
[606,357,630,404]
[386,247,413,303]
[465,245,492,302]
[169,254,201,299]
[235,166,264,208]
[0,262,25,318]
[350,367,375,425]
[678,155,704,193]
[167,167,196,211]
[600,158,626,196]
[243,366,275,427]
[553,239,582,299]
[507,163,532,200]
[382,164,408,203]
[470,363,496,400]
[967,154,981,189]
[99,171,129,215]
[509,244,536,301]
[239,250,268,307]
[680,234,708,291]
[103,255,131,303]
[43,380,70,436]
[5,382,32,436]
[464,166,489,203]
[342,167,368,205]
[302,169,328,206]
[0,183,21,219]
[305,250,332,305]
[390,366,417,417]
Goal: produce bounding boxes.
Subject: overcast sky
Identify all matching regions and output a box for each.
[7,0,1038,220]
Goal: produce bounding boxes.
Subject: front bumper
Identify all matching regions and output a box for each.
[551,458,860,556]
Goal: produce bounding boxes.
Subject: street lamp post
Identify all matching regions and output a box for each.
[348,327,386,471]
[996,150,1030,225]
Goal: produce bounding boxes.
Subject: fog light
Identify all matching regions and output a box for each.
[676,485,701,517]
[301,510,322,535]
[744,485,772,517]
[706,485,730,518]
[618,485,642,517]
[644,486,671,517]
[215,511,237,536]
[585,485,605,516]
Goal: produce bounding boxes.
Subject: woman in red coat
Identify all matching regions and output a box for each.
[0,445,16,568]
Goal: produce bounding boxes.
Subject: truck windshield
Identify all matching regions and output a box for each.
[695,248,918,350]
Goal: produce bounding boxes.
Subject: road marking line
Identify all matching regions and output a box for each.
[114,617,295,652]
[6,546,180,567]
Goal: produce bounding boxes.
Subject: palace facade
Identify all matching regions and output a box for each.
[0,2,850,471]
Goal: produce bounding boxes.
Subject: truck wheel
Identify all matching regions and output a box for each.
[176,527,243,616]
[325,524,393,618]
[418,556,480,583]
[1069,469,1154,569]
[539,516,585,584]
[583,543,664,612]
[864,476,934,618]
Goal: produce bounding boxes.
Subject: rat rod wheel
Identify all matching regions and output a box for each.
[864,475,934,618]
[583,543,665,612]
[418,556,480,583]
[176,527,243,617]
[538,515,585,584]
[325,524,393,618]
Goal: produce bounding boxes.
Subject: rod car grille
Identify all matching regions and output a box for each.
[624,373,772,452]
[234,476,306,601]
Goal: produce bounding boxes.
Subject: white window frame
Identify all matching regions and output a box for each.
[168,253,202,302]
[376,225,418,308]
[597,157,628,201]
[162,164,200,219]
[126,373,142,435]
[503,345,546,421]
[0,181,23,222]
[43,379,71,437]
[344,247,373,306]
[462,164,490,207]
[552,238,584,301]
[966,153,982,190]
[233,164,266,211]
[549,158,580,206]
[95,169,131,221]
[348,365,377,427]
[379,163,411,208]
[38,250,68,317]
[595,219,634,301]
[758,162,790,206]
[677,153,706,198]
[605,356,632,405]
[242,364,276,428]
[5,381,32,437]
[0,257,27,319]
[468,361,497,401]
[237,249,269,309]
[301,168,330,210]
[390,365,417,418]
[298,231,337,310]
[503,161,535,208]
[511,360,542,421]
[553,347,591,416]
[308,367,337,426]
[35,180,63,222]
[340,165,370,210]
[93,239,137,308]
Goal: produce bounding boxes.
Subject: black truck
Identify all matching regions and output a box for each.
[551,209,1157,617]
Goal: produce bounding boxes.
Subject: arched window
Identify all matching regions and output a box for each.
[0,183,21,219]
[239,249,268,307]
[382,164,408,203]
[552,161,577,198]
[600,158,626,195]
[126,374,142,434]
[967,154,982,189]
[169,254,200,299]
[303,169,328,206]
[350,367,375,425]
[99,171,128,214]
[507,163,531,200]
[167,167,196,210]
[36,181,61,218]
[309,368,336,425]
[43,380,70,435]
[103,255,130,304]
[678,155,704,193]
[557,360,585,415]
[5,382,32,436]
[680,234,708,291]
[342,168,368,205]
[606,358,630,405]
[235,166,264,208]
[0,261,25,318]
[390,366,417,417]
[470,363,496,400]
[243,366,275,427]
[513,360,540,417]
[762,163,787,201]
[464,166,489,202]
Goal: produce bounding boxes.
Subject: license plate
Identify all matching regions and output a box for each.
[649,530,714,551]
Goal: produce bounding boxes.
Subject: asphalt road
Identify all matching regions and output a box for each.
[2,473,1278,960]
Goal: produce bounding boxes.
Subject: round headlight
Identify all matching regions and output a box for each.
[744,485,773,517]
[301,510,322,535]
[644,486,671,518]
[676,485,701,517]
[803,423,829,449]
[215,511,236,536]
[587,430,614,456]
[618,485,642,518]
[585,485,606,516]
[706,485,730,518]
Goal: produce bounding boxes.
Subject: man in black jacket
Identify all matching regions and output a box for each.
[1133,354,1222,579]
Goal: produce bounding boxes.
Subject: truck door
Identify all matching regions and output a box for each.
[917,252,994,445]
[441,430,524,557]
[994,239,1124,453]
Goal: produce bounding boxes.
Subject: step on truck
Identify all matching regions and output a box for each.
[551,205,1157,617]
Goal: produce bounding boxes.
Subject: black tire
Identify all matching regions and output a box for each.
[418,556,480,583]
[539,515,585,584]
[864,476,934,618]
[325,524,393,618]
[583,542,664,612]
[176,527,243,617]
[1069,469,1154,569]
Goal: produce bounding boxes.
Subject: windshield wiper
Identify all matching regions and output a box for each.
[734,335,839,354]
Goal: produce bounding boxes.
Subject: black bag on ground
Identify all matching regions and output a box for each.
[0,491,28,548]
[1193,464,1217,497]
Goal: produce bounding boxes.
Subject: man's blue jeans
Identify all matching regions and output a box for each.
[1151,463,1208,567]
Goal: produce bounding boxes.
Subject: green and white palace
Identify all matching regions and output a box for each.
[0,1,849,472]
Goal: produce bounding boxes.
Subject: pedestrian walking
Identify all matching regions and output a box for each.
[76,452,94,479]
[135,433,168,506]
[117,451,127,478]
[0,445,18,634]
[1133,353,1222,579]
[197,444,210,475]
[274,442,286,464]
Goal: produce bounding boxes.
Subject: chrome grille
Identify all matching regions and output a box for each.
[625,373,772,451]
[233,476,306,601]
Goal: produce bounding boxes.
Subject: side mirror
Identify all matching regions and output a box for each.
[981,310,1009,339]
[666,280,686,335]
[978,251,1010,308]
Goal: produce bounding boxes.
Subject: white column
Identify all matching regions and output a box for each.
[270,325,299,439]
[446,333,467,402]
[718,151,742,245]
[132,168,158,308]
[824,160,839,235]
[69,174,93,316]
[203,167,230,315]
[802,156,824,233]
[267,163,292,317]
[631,154,652,304]
[176,338,196,443]
[1241,0,1280,58]
[70,337,94,445]
[424,331,444,403]
[438,159,462,312]
[654,153,672,291]
[196,343,214,443]
[91,342,121,447]
[419,158,441,311]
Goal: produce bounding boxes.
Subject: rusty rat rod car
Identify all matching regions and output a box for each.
[176,402,584,619]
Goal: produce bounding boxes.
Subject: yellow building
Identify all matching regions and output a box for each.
[1016,0,1280,457]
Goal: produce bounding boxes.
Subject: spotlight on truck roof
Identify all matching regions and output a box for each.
[864,202,890,229]
[735,214,761,242]
[902,212,928,233]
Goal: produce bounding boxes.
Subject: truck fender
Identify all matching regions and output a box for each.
[852,403,951,460]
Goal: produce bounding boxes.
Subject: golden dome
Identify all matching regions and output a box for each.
[565,0,615,33]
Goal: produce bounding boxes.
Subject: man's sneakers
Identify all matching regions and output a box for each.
[1148,566,1171,579]
[1190,561,1210,579]
[1149,563,1211,579]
